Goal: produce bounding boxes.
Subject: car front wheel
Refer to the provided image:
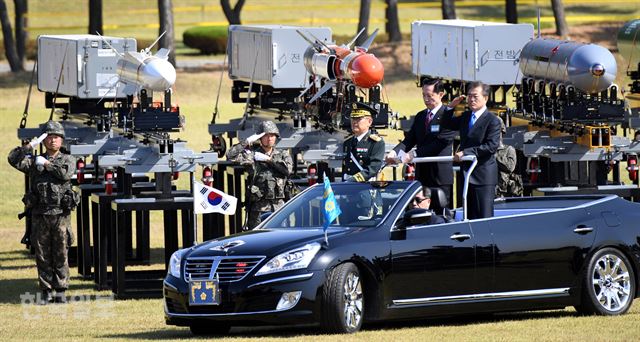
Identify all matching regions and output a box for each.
[575,248,636,315]
[320,262,364,333]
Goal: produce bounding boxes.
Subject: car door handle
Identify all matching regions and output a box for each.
[450,233,471,241]
[573,226,594,234]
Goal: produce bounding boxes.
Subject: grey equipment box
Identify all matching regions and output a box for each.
[228,25,332,89]
[37,34,137,99]
[412,20,533,85]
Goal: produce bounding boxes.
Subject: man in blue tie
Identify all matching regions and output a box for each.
[443,81,501,219]
[385,78,455,204]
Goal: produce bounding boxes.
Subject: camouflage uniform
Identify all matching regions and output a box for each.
[495,143,523,198]
[7,121,76,296]
[227,121,293,229]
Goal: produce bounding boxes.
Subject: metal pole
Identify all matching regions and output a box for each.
[411,155,477,221]
[191,171,198,246]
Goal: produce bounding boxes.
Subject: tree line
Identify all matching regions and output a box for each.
[0,0,570,73]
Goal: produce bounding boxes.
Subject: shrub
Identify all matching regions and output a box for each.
[183,26,228,55]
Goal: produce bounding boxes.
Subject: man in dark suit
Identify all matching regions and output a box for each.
[443,81,501,219]
[385,78,456,203]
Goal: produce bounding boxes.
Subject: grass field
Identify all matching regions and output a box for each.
[2,2,640,340]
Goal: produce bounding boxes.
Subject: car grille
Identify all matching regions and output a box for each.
[184,256,265,282]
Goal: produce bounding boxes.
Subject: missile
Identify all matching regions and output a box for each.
[116,48,176,95]
[299,28,384,102]
[98,32,176,96]
[519,38,617,93]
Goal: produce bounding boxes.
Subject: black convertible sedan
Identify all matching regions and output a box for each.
[164,180,639,335]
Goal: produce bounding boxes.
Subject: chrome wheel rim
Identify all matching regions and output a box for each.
[343,272,363,329]
[591,253,631,312]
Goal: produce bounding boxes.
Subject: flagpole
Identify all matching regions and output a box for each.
[191,171,198,246]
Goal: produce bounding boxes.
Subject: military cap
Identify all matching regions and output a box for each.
[256,120,280,137]
[349,102,376,119]
[44,121,65,138]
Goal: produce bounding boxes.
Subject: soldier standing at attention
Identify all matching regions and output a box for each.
[8,121,77,305]
[495,119,523,198]
[342,105,385,182]
[227,121,293,229]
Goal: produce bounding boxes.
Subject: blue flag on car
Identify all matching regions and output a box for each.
[321,174,341,243]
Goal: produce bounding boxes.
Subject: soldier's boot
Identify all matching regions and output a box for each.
[39,290,53,305]
[54,291,67,304]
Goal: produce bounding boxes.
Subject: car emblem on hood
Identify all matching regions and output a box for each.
[210,240,245,252]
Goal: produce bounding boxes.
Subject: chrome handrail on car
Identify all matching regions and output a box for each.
[407,155,478,222]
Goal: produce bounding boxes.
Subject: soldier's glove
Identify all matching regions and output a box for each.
[29,133,48,149]
[253,152,270,162]
[246,133,265,145]
[35,156,48,166]
[343,175,356,182]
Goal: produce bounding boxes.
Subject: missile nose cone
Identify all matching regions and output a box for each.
[591,63,605,77]
[143,58,176,91]
[349,53,384,88]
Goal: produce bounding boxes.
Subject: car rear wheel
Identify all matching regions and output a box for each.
[320,262,364,333]
[575,248,635,315]
[189,321,231,336]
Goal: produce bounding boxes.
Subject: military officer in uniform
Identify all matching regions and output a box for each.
[8,121,77,304]
[227,121,293,229]
[342,105,385,182]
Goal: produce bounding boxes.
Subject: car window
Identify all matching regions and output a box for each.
[262,182,409,229]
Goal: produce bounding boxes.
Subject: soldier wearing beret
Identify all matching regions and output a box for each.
[342,104,385,182]
[8,121,77,304]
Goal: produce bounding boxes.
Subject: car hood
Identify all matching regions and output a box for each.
[186,228,351,258]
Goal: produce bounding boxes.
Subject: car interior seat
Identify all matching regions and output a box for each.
[429,187,455,222]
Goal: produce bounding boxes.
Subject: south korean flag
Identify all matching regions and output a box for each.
[193,181,238,215]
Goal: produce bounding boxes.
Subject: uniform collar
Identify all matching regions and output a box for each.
[356,131,368,142]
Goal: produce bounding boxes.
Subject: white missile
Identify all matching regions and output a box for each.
[116,48,176,95]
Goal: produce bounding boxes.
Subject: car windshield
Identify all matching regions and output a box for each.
[261,182,410,229]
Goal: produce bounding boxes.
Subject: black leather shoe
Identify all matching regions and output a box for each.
[39,290,52,305]
[54,291,67,304]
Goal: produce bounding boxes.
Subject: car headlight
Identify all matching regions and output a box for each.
[168,248,189,278]
[255,243,321,276]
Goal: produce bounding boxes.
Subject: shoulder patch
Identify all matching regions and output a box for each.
[368,134,381,142]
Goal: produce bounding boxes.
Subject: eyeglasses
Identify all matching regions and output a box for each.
[413,197,428,204]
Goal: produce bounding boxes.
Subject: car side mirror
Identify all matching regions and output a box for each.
[403,208,432,227]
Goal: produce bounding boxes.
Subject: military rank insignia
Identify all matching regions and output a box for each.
[189,279,220,305]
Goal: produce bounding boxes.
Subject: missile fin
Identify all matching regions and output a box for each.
[358,28,379,52]
[345,27,366,49]
[307,81,335,104]
[125,51,146,64]
[155,48,170,60]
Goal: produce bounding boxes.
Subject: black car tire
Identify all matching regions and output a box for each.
[189,321,231,336]
[320,262,364,334]
[575,247,636,316]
